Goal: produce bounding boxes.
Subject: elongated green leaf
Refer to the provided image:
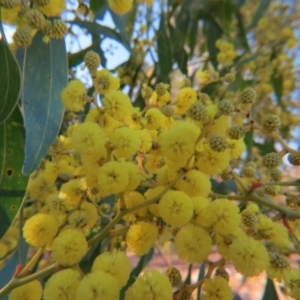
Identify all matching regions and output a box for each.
[0,13,21,125]
[271,73,283,106]
[248,0,271,30]
[157,14,173,83]
[0,107,27,239]
[201,15,222,69]
[22,31,67,175]
[90,0,106,12]
[120,248,154,299]
[69,20,131,52]
[262,278,279,300]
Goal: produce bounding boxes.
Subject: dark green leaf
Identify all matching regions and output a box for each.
[168,25,188,74]
[157,14,173,83]
[80,242,102,273]
[271,73,283,106]
[90,0,106,13]
[254,140,276,157]
[248,0,271,30]
[184,264,193,284]
[187,16,199,58]
[120,248,154,299]
[235,11,250,51]
[0,107,27,239]
[202,18,223,69]
[262,278,279,300]
[69,20,131,52]
[196,264,205,300]
[210,179,238,194]
[22,31,67,174]
[0,15,21,125]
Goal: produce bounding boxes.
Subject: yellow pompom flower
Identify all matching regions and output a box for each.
[125,270,172,300]
[96,69,120,94]
[71,122,106,155]
[75,271,120,300]
[136,129,152,153]
[23,213,59,247]
[207,115,230,136]
[59,178,86,205]
[61,80,87,112]
[143,108,164,129]
[267,253,290,281]
[160,121,199,167]
[174,87,197,115]
[255,215,290,248]
[191,196,210,227]
[175,224,212,263]
[35,0,66,17]
[97,161,129,197]
[201,277,232,300]
[126,221,158,255]
[125,108,143,129]
[122,191,147,221]
[195,144,231,175]
[285,269,300,299]
[202,198,241,235]
[51,229,88,266]
[108,0,133,14]
[158,190,193,226]
[92,250,131,288]
[144,186,165,216]
[43,269,81,300]
[227,138,246,160]
[86,108,121,135]
[122,162,142,192]
[175,170,211,197]
[110,127,141,159]
[227,236,269,276]
[103,90,133,122]
[68,202,98,232]
[9,280,42,300]
[144,150,165,174]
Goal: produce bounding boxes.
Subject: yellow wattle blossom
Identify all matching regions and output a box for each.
[96,69,120,94]
[195,144,231,175]
[9,280,42,300]
[201,277,232,300]
[75,271,120,300]
[51,229,88,266]
[227,236,269,276]
[92,250,131,288]
[158,190,193,226]
[175,224,212,263]
[97,161,129,197]
[110,127,141,159]
[125,270,172,300]
[160,121,199,167]
[202,198,241,235]
[175,170,211,197]
[43,269,81,300]
[126,221,158,255]
[174,87,197,115]
[23,213,59,247]
[71,122,106,155]
[103,90,133,122]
